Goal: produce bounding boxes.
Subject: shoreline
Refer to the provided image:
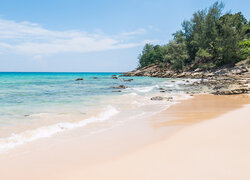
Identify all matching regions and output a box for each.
[0,94,249,179]
[75,102,250,180]
[123,62,250,95]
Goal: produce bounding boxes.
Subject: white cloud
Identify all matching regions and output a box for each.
[119,28,147,36]
[0,18,150,56]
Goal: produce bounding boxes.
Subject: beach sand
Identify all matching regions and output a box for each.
[0,94,249,180]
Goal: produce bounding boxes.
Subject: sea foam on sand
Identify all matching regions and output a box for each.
[0,105,119,153]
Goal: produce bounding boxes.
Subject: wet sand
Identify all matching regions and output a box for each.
[0,94,249,180]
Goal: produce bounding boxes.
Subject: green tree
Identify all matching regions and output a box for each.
[137,1,249,70]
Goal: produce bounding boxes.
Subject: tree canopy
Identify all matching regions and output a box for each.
[138,1,250,71]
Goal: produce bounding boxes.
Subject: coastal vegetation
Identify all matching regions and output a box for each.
[138,1,250,71]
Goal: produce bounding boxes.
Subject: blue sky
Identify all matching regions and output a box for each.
[0,0,249,72]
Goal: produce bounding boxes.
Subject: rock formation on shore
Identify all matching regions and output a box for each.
[123,60,250,95]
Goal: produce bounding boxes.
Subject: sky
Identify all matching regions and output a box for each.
[0,0,249,72]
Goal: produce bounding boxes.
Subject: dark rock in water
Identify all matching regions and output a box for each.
[112,76,118,79]
[151,96,164,100]
[160,90,166,93]
[111,85,126,89]
[150,96,173,101]
[112,75,117,77]
[75,78,84,81]
[123,78,133,82]
[93,77,98,79]
[159,88,165,91]
[24,114,29,117]
[112,90,122,92]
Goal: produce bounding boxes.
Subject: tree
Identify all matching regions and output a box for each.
[137,1,249,70]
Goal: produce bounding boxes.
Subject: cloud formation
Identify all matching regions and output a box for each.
[0,18,150,56]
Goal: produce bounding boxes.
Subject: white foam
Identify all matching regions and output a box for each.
[0,106,119,153]
[132,85,159,93]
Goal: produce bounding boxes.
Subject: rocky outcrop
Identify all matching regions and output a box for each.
[212,87,250,95]
[124,64,249,79]
[123,61,250,95]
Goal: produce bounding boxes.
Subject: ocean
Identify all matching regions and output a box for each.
[0,72,194,153]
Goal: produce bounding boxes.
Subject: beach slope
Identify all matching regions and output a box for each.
[73,103,250,180]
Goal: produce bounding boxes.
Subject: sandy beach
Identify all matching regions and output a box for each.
[76,101,250,180]
[1,1,249,179]
[0,94,249,180]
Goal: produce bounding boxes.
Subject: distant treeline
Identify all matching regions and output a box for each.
[138,1,250,71]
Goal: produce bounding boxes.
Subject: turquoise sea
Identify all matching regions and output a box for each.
[0,72,194,152]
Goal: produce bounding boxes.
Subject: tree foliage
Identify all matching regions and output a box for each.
[137,1,249,70]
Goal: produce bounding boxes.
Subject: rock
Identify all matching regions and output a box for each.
[24,114,29,117]
[192,72,202,78]
[193,82,199,86]
[112,90,122,92]
[207,73,215,76]
[194,68,202,72]
[111,85,126,89]
[123,79,133,82]
[112,76,118,79]
[160,90,166,93]
[144,72,151,76]
[176,72,186,78]
[212,88,249,95]
[93,77,98,79]
[241,68,248,73]
[150,96,173,101]
[167,97,173,101]
[75,78,84,81]
[150,96,164,100]
[213,85,224,90]
[159,88,165,91]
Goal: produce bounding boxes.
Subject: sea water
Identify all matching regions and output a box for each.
[0,72,194,152]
